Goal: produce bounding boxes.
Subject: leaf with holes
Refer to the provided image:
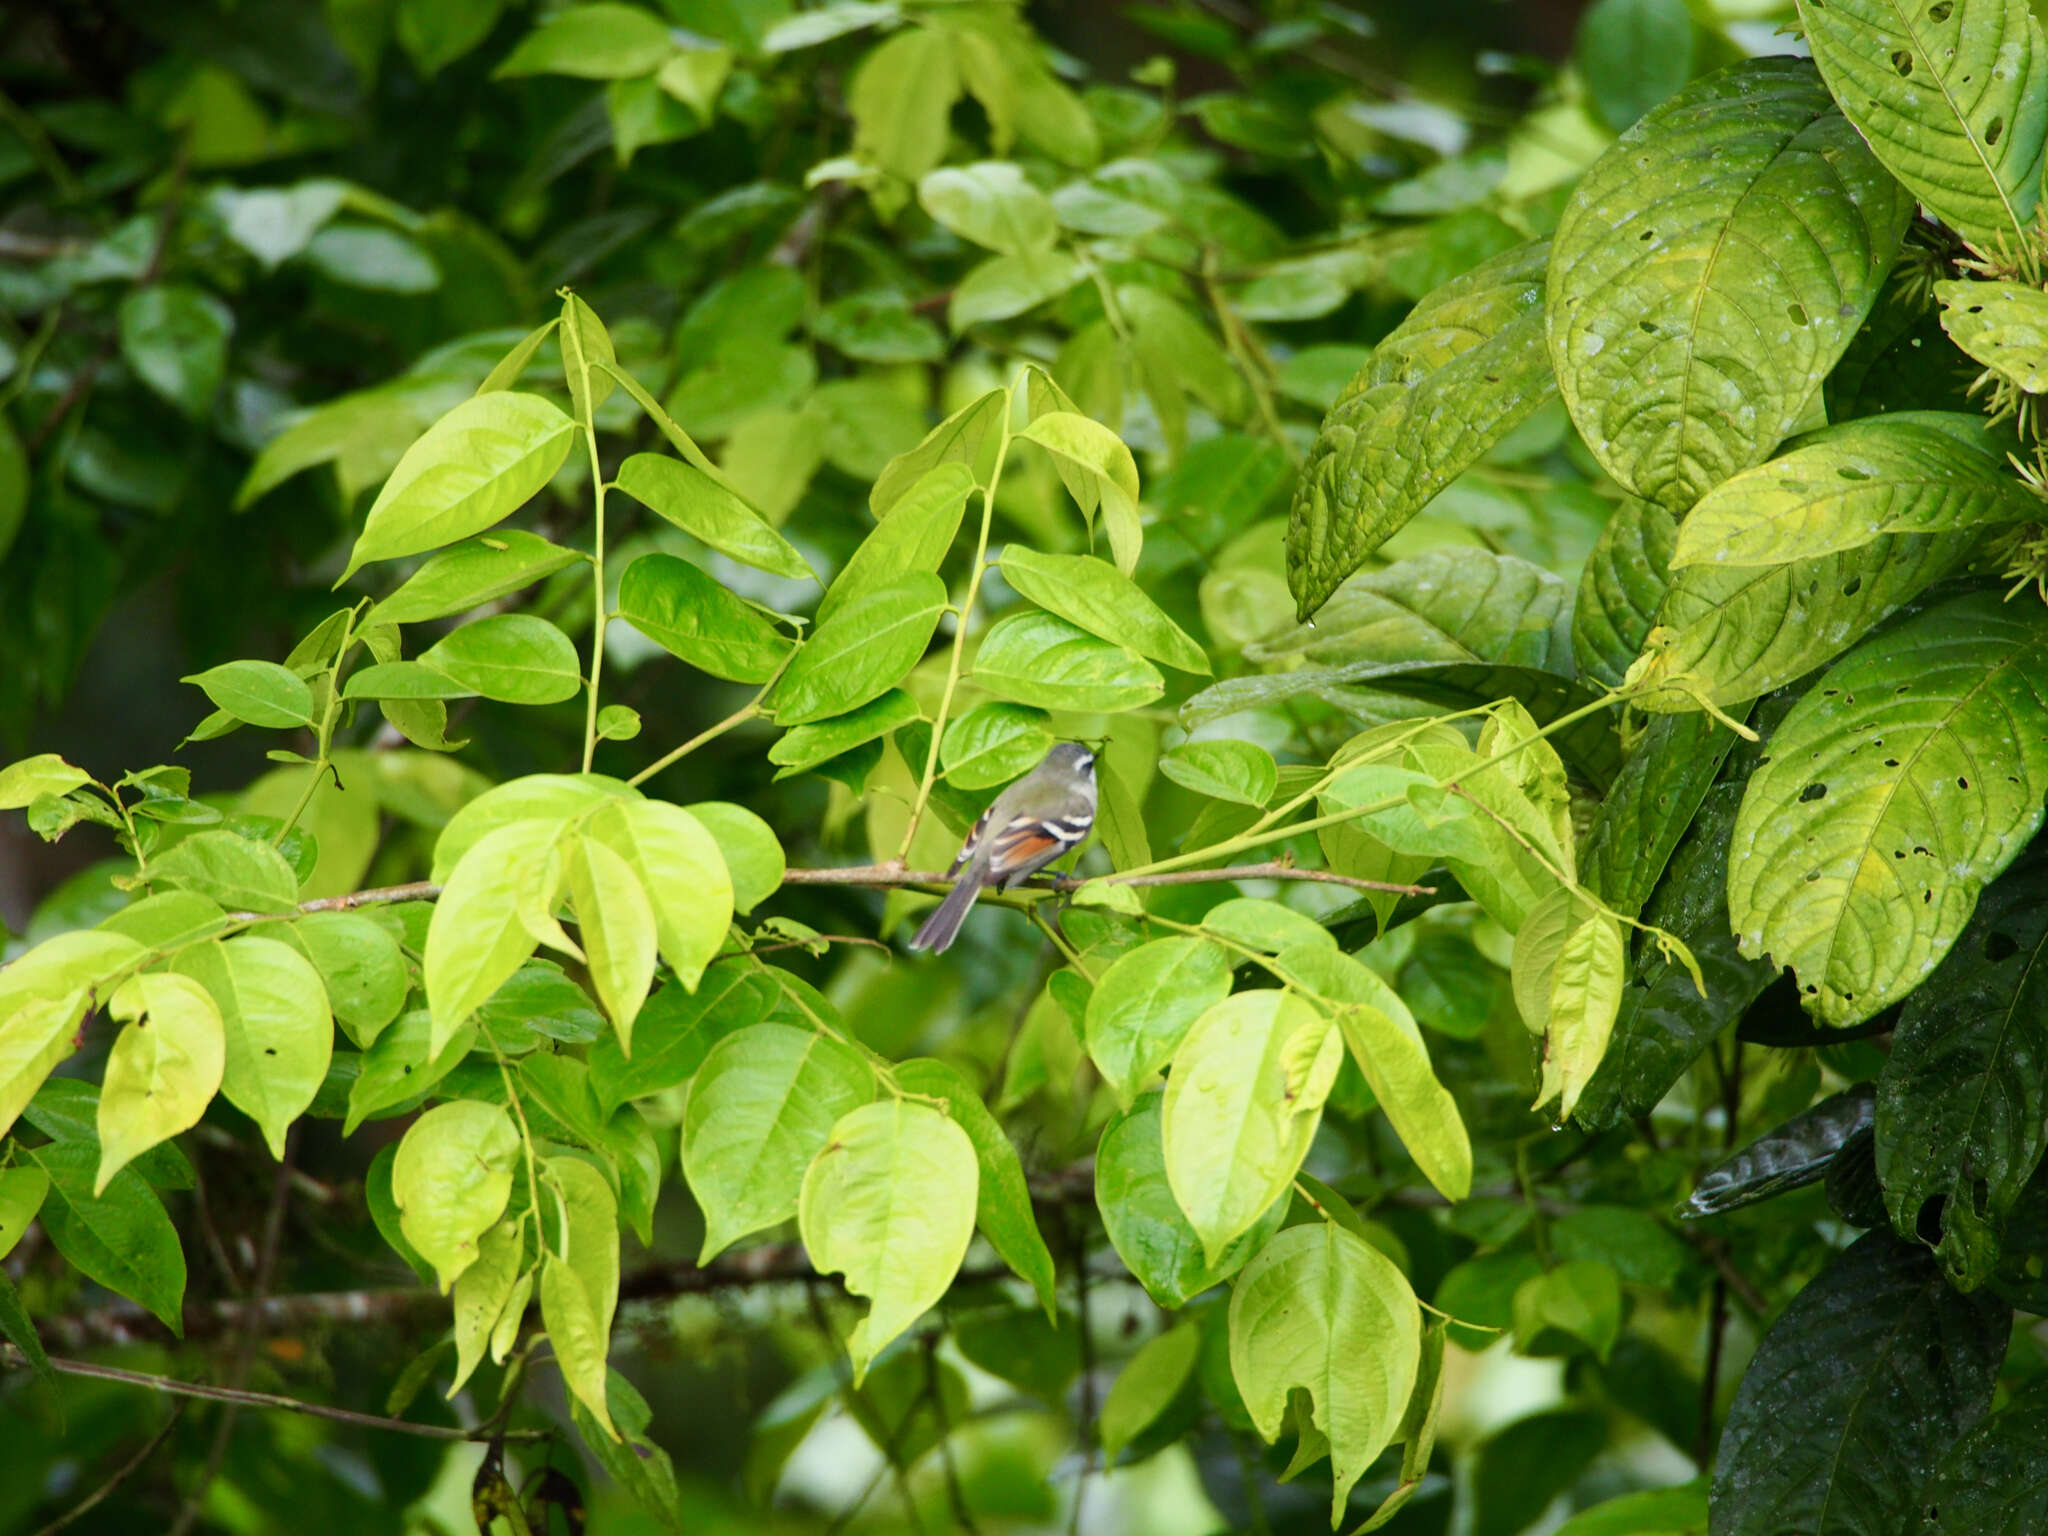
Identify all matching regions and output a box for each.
[1287,241,1555,618]
[171,936,332,1160]
[1548,58,1910,513]
[1797,0,2048,249]
[95,974,224,1195]
[1728,591,2048,1024]
[1937,277,2048,394]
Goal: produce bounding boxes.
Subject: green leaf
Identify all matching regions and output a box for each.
[998,547,1208,673]
[153,827,302,915]
[589,971,775,1116]
[617,552,792,684]
[682,1022,873,1260]
[29,1141,187,1333]
[1014,410,1143,575]
[449,1217,524,1397]
[418,613,582,704]
[1519,893,1627,1122]
[568,833,658,1045]
[799,1099,979,1382]
[1578,0,1695,132]
[1162,990,1343,1265]
[1513,1260,1621,1360]
[1551,1483,1706,1536]
[1579,713,1739,920]
[1084,937,1234,1110]
[425,818,562,1054]
[365,530,582,627]
[343,661,474,701]
[392,1100,522,1291]
[1797,0,2048,248]
[0,1166,48,1261]
[431,773,630,879]
[95,974,224,1195]
[399,0,507,76]
[812,291,946,364]
[769,572,948,725]
[850,25,960,182]
[1100,1325,1201,1460]
[1921,1377,2048,1536]
[919,162,1059,254]
[0,1269,52,1389]
[1728,592,2048,1024]
[0,753,93,810]
[344,1008,474,1134]
[1672,417,2033,568]
[818,463,975,625]
[285,911,408,1049]
[971,611,1164,714]
[684,802,783,915]
[940,702,1054,791]
[1710,1230,2007,1536]
[1203,898,1337,956]
[1547,58,1910,513]
[171,935,333,1160]
[495,2,674,77]
[1287,241,1555,618]
[586,798,732,990]
[1272,943,1474,1202]
[1229,1221,1423,1526]
[339,392,576,583]
[559,290,616,426]
[539,1154,621,1436]
[118,284,231,418]
[1938,276,2048,392]
[1875,842,2048,1286]
[949,248,1087,329]
[768,690,921,779]
[1573,498,1676,689]
[613,452,813,582]
[1633,529,1980,712]
[870,388,1005,516]
[1159,741,1277,807]
[890,1057,1059,1315]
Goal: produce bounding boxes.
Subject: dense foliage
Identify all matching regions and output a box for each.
[4,1,2048,1534]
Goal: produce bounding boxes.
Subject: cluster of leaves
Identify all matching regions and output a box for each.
[5,0,2048,1534]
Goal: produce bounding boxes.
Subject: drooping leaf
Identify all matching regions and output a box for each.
[799,1099,979,1380]
[1875,842,2048,1287]
[449,1217,525,1398]
[425,818,563,1055]
[999,547,1209,673]
[971,611,1164,714]
[29,1140,187,1333]
[1288,240,1556,618]
[1709,1229,2007,1536]
[1547,58,1910,513]
[1084,937,1234,1110]
[618,552,793,685]
[0,1166,48,1261]
[614,451,812,581]
[540,1154,621,1437]
[567,833,658,1046]
[1100,1325,1202,1461]
[392,1099,522,1291]
[585,798,732,990]
[95,974,225,1194]
[171,936,333,1160]
[1796,0,2048,249]
[1728,591,2048,1024]
[769,573,948,726]
[1579,712,1741,919]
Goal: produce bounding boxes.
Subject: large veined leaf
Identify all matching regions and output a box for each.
[1286,241,1555,619]
[1229,1221,1424,1525]
[1795,0,2048,249]
[1547,58,1911,513]
[1728,592,2048,1025]
[1875,842,2048,1287]
[1921,1378,2048,1536]
[1631,529,1979,712]
[1672,415,2033,568]
[1572,498,1676,689]
[1579,712,1740,919]
[1709,1230,2006,1536]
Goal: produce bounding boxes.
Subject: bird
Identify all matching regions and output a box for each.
[907,742,1099,954]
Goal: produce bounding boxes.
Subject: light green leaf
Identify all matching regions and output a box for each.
[431,773,630,879]
[890,1057,1058,1315]
[765,2,899,52]
[799,1099,979,1382]
[1202,897,1337,956]
[1514,1259,1622,1360]
[0,753,92,810]
[614,451,814,582]
[1084,937,1234,1110]
[1014,411,1143,574]
[418,613,582,705]
[684,801,784,915]
[392,1100,522,1291]
[495,2,674,77]
[340,392,576,583]
[1230,1221,1423,1525]
[919,161,1058,254]
[586,798,733,989]
[425,819,562,1054]
[153,828,302,915]
[682,1022,873,1260]
[1797,0,2047,248]
[1163,990,1343,1265]
[30,1141,187,1333]
[567,833,658,1047]
[171,936,333,1160]
[1728,592,2048,1025]
[1517,894,1627,1120]
[849,25,960,182]
[940,703,1053,791]
[343,661,473,701]
[618,552,792,684]
[770,572,948,726]
[365,531,581,627]
[769,690,922,779]
[0,931,145,1139]
[1101,1325,1201,1460]
[972,611,1164,714]
[1938,277,2048,392]
[999,547,1208,673]
[559,290,616,425]
[589,970,776,1116]
[1160,740,1277,807]
[540,1154,621,1436]
[1672,417,2034,568]
[870,388,1005,515]
[949,248,1087,330]
[0,1166,48,1262]
[450,1218,525,1398]
[181,660,314,730]
[819,462,975,625]
[285,911,408,1049]
[95,974,225,1195]
[1288,241,1554,618]
[1547,58,1910,513]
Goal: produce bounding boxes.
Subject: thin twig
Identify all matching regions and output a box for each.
[29,1402,186,1536]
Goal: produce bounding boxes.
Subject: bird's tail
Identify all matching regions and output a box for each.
[909,875,982,954]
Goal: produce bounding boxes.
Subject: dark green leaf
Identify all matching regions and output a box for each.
[29,1141,186,1333]
[1578,0,1695,132]
[1922,1376,2048,1535]
[1572,498,1675,690]
[1684,1085,1875,1218]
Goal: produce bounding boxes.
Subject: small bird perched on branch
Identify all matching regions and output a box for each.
[907,742,1098,954]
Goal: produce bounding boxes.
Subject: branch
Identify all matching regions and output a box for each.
[29,1402,185,1536]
